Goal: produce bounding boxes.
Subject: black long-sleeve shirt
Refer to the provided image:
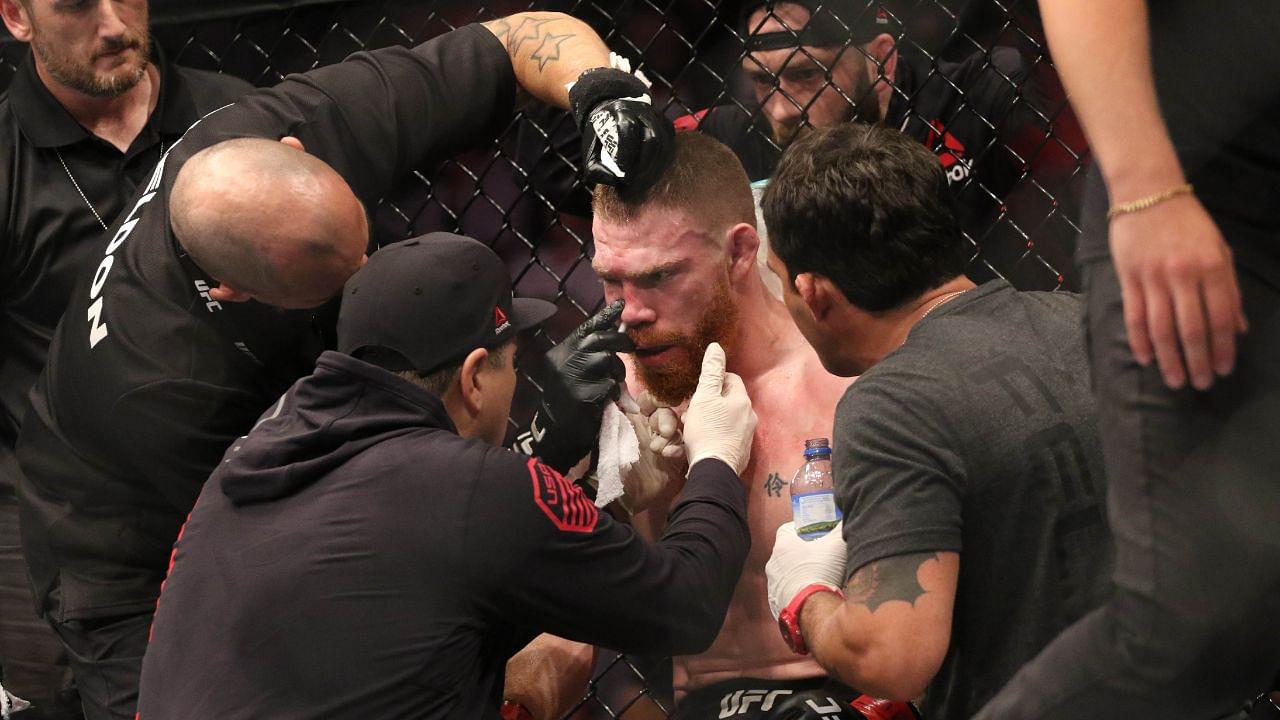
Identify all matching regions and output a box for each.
[17,24,517,621]
[137,351,750,720]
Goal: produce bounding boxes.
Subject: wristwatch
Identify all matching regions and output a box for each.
[778,583,843,655]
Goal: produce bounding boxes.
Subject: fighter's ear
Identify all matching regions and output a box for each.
[0,0,33,42]
[457,347,491,416]
[724,222,760,281]
[208,284,253,303]
[795,272,843,323]
[867,32,898,81]
[279,136,306,153]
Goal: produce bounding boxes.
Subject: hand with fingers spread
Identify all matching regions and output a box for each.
[1110,193,1247,390]
[517,300,636,472]
[617,390,687,515]
[682,343,757,476]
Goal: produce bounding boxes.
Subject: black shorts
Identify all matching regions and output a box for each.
[672,677,921,720]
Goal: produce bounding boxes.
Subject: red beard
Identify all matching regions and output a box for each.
[629,274,739,405]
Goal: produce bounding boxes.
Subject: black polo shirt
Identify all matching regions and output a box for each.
[0,48,251,498]
[16,24,517,621]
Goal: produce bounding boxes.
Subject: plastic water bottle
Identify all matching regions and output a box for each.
[791,438,842,540]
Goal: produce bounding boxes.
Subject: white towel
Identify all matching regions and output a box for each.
[595,399,641,508]
[1,681,31,720]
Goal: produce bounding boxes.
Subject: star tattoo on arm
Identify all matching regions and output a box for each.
[500,17,558,57]
[530,32,572,71]
[845,552,938,612]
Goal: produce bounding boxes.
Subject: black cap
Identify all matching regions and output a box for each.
[338,233,557,375]
[740,0,894,51]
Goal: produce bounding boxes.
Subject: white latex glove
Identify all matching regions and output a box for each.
[617,390,688,514]
[682,343,757,474]
[766,521,848,620]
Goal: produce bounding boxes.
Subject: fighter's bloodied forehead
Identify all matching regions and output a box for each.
[740,0,893,52]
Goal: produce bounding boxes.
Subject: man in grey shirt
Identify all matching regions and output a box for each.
[758,123,1112,719]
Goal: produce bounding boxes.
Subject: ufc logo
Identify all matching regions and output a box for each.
[194,280,223,313]
[718,689,794,717]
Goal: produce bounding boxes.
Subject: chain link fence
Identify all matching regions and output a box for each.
[0,1,1088,716]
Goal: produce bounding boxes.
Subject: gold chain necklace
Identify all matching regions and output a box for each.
[920,289,968,320]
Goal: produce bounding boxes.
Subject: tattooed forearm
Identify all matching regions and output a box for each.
[483,15,582,74]
[486,17,512,44]
[531,32,572,71]
[481,12,610,107]
[845,552,938,612]
[485,16,560,57]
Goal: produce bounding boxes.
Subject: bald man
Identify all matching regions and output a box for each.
[15,14,672,720]
[169,137,368,309]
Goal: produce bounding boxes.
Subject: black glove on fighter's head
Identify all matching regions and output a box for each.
[569,67,675,196]
[515,299,636,473]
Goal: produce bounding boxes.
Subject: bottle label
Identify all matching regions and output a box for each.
[792,490,842,540]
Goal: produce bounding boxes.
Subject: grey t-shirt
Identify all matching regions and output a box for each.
[834,280,1111,719]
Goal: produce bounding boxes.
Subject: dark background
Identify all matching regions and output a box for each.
[0,1,1089,715]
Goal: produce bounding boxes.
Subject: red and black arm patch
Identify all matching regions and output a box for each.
[527,458,598,534]
[673,108,709,132]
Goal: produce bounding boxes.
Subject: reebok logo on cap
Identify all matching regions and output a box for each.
[494,306,511,334]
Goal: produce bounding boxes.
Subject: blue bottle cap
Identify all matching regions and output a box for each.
[803,437,831,457]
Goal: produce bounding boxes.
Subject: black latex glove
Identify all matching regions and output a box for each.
[515,299,635,473]
[569,68,675,194]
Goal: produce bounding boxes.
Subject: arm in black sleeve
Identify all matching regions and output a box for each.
[174,24,516,204]
[471,453,749,656]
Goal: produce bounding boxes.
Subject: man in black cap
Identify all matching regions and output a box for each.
[701,0,1039,189]
[522,0,1043,249]
[136,234,760,720]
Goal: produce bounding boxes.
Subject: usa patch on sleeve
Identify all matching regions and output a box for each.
[528,458,598,534]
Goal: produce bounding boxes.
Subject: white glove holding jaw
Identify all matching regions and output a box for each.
[682,343,757,475]
[616,389,687,514]
[766,521,849,620]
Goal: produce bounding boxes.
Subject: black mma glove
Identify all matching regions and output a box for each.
[516,299,635,473]
[569,67,675,194]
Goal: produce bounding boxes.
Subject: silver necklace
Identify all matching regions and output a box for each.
[920,289,968,320]
[55,139,164,232]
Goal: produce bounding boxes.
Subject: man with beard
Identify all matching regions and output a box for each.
[0,1,250,717]
[690,0,1038,190]
[14,10,674,720]
[759,123,1110,720]
[590,131,920,719]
